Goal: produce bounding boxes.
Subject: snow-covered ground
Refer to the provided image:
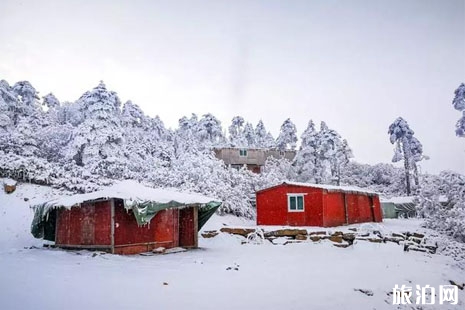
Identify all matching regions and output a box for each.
[0,182,464,309]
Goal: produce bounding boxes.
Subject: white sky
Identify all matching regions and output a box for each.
[1,0,464,174]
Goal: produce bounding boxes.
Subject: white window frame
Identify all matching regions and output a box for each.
[239,149,248,157]
[287,193,306,212]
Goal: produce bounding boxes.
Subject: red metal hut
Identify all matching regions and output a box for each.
[256,182,382,227]
[31,181,221,255]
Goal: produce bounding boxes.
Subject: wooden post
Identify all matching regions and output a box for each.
[110,199,115,254]
[193,206,199,248]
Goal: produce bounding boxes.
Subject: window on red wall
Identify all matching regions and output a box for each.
[288,194,305,212]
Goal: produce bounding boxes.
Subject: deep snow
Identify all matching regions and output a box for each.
[0,181,464,309]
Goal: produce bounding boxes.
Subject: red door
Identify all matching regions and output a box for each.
[179,207,197,247]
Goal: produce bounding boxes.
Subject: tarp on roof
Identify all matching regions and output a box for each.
[31,180,221,239]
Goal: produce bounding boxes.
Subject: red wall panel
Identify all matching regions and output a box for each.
[257,185,324,227]
[323,192,346,227]
[179,207,197,247]
[56,201,111,246]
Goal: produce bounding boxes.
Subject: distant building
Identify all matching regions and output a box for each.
[213,147,296,173]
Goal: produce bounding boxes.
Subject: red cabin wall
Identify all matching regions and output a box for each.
[372,196,383,222]
[257,184,382,227]
[256,185,323,226]
[55,201,111,248]
[323,192,346,227]
[55,199,201,255]
[113,199,179,255]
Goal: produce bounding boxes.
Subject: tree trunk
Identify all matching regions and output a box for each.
[412,162,419,187]
[402,139,411,196]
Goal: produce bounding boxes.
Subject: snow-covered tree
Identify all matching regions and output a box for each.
[418,171,465,243]
[333,139,353,185]
[243,122,256,148]
[197,113,224,148]
[388,117,418,195]
[228,116,246,147]
[452,83,465,137]
[255,120,275,148]
[293,120,319,182]
[42,93,60,109]
[66,81,125,178]
[276,118,297,151]
[316,121,347,184]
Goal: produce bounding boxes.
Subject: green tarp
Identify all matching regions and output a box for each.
[125,199,221,230]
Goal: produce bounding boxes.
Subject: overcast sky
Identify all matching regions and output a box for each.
[1,0,464,174]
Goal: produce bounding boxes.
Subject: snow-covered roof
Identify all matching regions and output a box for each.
[265,181,378,196]
[31,180,220,209]
[380,196,416,204]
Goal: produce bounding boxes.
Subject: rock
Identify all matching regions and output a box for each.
[309,231,327,236]
[384,237,402,244]
[449,280,464,290]
[4,184,16,194]
[424,245,438,254]
[358,233,370,237]
[342,233,356,245]
[23,197,29,202]
[412,233,425,239]
[392,233,406,239]
[220,227,255,237]
[408,237,422,244]
[331,231,344,236]
[309,236,322,242]
[163,282,168,285]
[408,246,427,253]
[295,234,307,241]
[342,233,356,241]
[367,238,383,243]
[348,228,357,232]
[354,288,374,296]
[153,247,166,254]
[333,243,350,248]
[269,229,308,237]
[201,231,219,238]
[329,235,343,243]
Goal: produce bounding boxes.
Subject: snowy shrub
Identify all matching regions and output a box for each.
[418,171,465,243]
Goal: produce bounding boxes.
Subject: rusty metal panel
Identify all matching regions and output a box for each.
[154,209,177,245]
[55,201,111,246]
[179,207,197,247]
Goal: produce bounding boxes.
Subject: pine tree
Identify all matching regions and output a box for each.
[243,122,256,148]
[294,120,319,182]
[388,117,418,195]
[276,118,297,151]
[228,116,246,147]
[197,113,224,148]
[452,83,465,137]
[255,120,275,148]
[67,81,125,177]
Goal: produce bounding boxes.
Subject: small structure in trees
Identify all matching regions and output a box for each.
[214,147,296,173]
[31,180,221,255]
[380,196,417,218]
[256,182,382,227]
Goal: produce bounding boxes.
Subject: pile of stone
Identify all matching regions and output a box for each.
[202,227,438,254]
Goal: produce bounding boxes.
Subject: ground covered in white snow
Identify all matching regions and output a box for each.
[0,182,464,309]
